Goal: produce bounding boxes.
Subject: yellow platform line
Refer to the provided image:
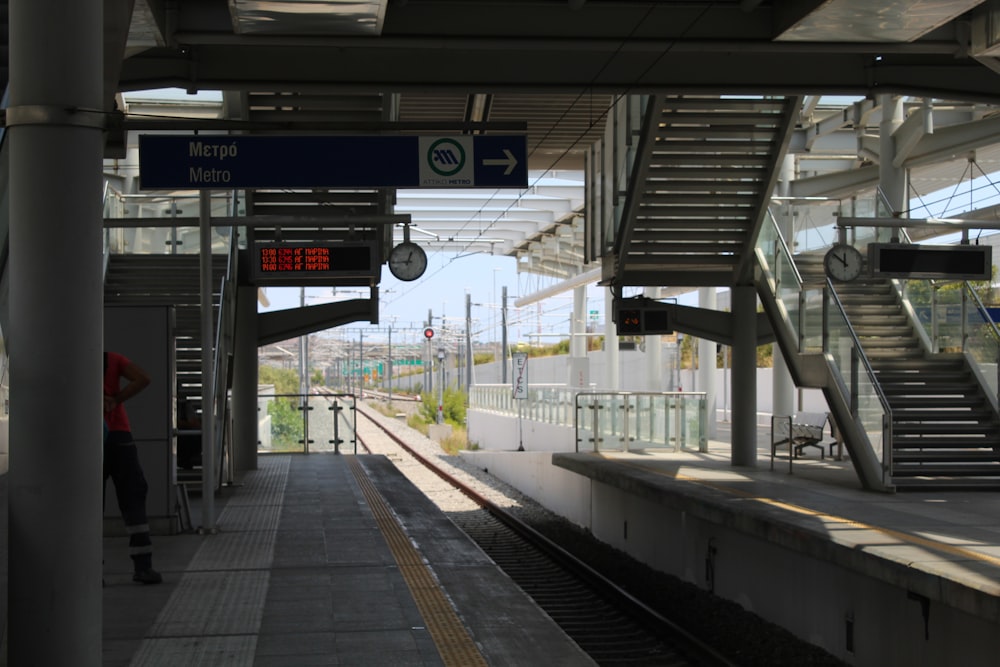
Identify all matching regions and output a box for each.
[610,456,1000,570]
[347,456,488,667]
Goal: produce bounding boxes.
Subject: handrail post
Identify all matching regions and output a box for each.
[961,284,969,353]
[622,394,632,452]
[931,284,939,352]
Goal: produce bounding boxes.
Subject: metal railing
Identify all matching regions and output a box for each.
[257,392,358,454]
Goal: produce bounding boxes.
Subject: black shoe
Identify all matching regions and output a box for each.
[133,569,163,585]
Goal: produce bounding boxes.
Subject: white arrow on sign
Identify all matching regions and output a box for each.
[482,148,518,175]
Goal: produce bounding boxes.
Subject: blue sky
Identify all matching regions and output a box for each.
[259,253,610,346]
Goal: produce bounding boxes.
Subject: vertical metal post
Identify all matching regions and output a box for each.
[502,286,509,384]
[199,191,216,533]
[387,326,393,403]
[437,348,446,424]
[466,292,473,389]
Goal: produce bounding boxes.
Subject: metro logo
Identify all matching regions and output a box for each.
[427,138,465,176]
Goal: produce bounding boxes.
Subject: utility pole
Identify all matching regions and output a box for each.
[426,308,433,394]
[501,286,509,384]
[465,292,473,389]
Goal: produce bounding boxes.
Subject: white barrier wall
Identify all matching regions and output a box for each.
[466,409,575,452]
[459,450,592,528]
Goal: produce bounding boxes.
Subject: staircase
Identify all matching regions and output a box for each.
[608,94,802,287]
[104,253,229,455]
[797,254,1000,489]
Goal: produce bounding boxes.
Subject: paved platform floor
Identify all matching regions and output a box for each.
[102,453,593,666]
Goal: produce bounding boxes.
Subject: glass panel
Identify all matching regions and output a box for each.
[308,393,357,453]
[469,386,707,453]
[932,284,964,353]
[962,285,1000,403]
[825,293,888,471]
[258,393,306,453]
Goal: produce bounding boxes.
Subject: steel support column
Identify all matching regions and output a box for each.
[8,0,105,662]
[731,285,758,466]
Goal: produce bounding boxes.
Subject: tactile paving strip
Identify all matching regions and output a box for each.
[347,455,488,667]
[126,456,287,665]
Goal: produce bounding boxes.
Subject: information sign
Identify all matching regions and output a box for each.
[252,242,377,285]
[512,352,528,400]
[139,134,528,189]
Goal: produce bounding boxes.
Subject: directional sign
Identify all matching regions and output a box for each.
[512,352,528,400]
[138,135,528,189]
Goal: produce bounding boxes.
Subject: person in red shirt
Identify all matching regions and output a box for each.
[103,351,161,585]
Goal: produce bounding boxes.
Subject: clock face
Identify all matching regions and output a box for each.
[388,241,427,281]
[824,244,864,282]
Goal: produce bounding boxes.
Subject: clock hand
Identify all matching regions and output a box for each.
[836,252,848,267]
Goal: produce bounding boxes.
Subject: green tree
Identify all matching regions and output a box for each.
[259,365,300,394]
[419,387,467,426]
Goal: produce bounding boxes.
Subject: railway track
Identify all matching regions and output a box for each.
[349,400,736,667]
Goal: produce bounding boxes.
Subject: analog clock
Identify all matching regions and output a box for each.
[823,243,864,282]
[388,241,427,281]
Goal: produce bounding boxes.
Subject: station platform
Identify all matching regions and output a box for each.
[102,453,593,666]
[550,422,1000,665]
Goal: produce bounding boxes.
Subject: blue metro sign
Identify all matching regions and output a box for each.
[138,134,528,189]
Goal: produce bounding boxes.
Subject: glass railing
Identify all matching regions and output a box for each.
[901,277,1000,405]
[102,190,238,255]
[470,384,708,452]
[470,384,580,427]
[824,290,889,467]
[961,285,1000,405]
[756,210,892,483]
[257,392,358,454]
[575,391,707,453]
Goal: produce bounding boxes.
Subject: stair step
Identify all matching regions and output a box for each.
[892,422,997,435]
[853,326,913,337]
[864,348,926,360]
[840,295,898,307]
[888,396,986,408]
[891,477,1000,490]
[875,373,971,385]
[891,408,994,420]
[855,337,920,349]
[892,463,1000,476]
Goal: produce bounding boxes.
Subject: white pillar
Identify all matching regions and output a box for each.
[698,287,718,438]
[604,287,619,390]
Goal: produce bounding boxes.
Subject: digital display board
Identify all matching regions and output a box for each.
[869,243,992,280]
[614,299,673,335]
[252,242,378,285]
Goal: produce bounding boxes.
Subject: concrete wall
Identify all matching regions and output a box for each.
[460,450,592,528]
[467,409,575,452]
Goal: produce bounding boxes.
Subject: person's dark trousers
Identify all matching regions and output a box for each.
[104,431,153,572]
